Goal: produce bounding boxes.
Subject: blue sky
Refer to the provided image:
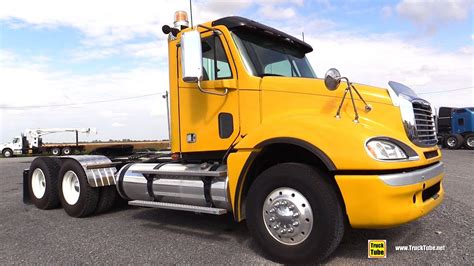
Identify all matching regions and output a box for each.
[0,0,473,143]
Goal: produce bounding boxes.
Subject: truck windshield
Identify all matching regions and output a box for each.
[231,31,316,78]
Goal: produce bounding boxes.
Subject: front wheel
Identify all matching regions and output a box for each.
[2,148,13,158]
[444,134,463,149]
[246,163,345,263]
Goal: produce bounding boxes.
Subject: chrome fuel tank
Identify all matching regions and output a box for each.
[116,163,229,209]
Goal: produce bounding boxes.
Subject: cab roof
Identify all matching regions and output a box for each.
[212,16,313,54]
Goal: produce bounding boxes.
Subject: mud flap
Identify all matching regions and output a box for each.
[23,169,31,204]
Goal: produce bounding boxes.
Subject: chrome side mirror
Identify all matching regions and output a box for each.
[181,30,203,83]
[324,68,341,91]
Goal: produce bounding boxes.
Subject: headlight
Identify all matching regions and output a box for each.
[366,140,407,160]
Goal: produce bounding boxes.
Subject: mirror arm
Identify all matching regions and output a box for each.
[334,77,362,122]
[197,80,229,96]
[350,84,372,112]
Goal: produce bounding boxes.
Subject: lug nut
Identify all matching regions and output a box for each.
[279,229,286,234]
[292,221,299,227]
[274,201,281,207]
[292,212,299,218]
[288,204,295,210]
[282,200,288,206]
[287,227,294,233]
[269,208,276,214]
[269,216,276,222]
[272,224,280,230]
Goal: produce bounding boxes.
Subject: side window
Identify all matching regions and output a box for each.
[201,35,232,81]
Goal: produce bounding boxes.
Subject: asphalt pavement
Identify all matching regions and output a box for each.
[0,150,472,264]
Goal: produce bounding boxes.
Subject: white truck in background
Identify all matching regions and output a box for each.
[1,128,96,157]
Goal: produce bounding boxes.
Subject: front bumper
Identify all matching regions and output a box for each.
[335,162,444,228]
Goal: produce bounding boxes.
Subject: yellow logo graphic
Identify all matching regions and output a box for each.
[368,240,387,258]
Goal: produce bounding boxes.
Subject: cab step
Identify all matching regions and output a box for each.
[128,200,228,215]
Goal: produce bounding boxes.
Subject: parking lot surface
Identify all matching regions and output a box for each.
[0,150,472,264]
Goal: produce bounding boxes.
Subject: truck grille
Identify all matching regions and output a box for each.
[412,101,437,146]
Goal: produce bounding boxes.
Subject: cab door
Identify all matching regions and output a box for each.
[177,31,239,154]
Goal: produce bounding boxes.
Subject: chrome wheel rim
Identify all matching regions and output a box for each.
[62,170,80,205]
[63,148,71,155]
[263,187,313,245]
[4,150,11,157]
[467,137,474,147]
[52,149,60,155]
[31,168,46,199]
[447,138,456,147]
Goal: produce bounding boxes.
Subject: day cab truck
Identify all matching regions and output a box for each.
[23,11,444,263]
[436,106,474,149]
[1,128,96,157]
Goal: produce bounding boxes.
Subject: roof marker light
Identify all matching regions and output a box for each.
[174,11,189,29]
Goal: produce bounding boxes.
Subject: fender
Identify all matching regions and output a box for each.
[61,155,117,187]
[234,112,427,170]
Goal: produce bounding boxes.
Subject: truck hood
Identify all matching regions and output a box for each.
[260,77,393,105]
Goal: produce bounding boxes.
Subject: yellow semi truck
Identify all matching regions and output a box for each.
[23,11,444,263]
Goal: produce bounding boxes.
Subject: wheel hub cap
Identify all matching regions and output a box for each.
[62,170,80,205]
[467,137,474,147]
[263,187,313,245]
[447,138,456,146]
[31,168,46,199]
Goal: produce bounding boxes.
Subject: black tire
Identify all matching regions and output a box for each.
[246,163,345,263]
[58,160,99,217]
[2,148,13,158]
[28,157,61,209]
[95,186,117,214]
[444,134,463,149]
[62,147,72,155]
[51,147,61,156]
[464,134,474,150]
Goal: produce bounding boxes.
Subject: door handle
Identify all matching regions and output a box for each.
[197,80,229,96]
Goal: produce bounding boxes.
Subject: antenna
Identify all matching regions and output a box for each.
[302,32,305,42]
[189,0,194,28]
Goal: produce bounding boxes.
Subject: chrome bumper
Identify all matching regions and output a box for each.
[379,162,444,186]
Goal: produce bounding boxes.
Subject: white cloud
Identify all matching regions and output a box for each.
[0,0,188,45]
[396,0,472,32]
[0,50,170,142]
[305,32,473,109]
[111,122,125,127]
[258,5,296,20]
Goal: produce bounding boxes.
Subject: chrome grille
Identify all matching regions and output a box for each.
[412,101,437,146]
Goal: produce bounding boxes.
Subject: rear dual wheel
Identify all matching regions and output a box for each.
[58,160,117,217]
[464,134,474,150]
[28,158,117,217]
[28,157,61,209]
[246,163,345,263]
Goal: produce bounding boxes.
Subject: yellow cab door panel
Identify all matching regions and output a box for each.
[177,31,239,153]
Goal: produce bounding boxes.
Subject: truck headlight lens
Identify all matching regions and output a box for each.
[366,140,407,160]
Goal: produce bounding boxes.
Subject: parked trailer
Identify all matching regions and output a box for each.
[436,107,474,149]
[1,128,96,157]
[23,12,444,263]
